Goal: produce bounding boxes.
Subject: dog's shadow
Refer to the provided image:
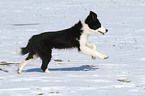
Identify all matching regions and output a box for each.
[23,65,99,73]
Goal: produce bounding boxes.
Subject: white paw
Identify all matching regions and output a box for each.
[102,55,109,59]
[17,69,21,74]
[45,69,51,73]
[99,54,109,59]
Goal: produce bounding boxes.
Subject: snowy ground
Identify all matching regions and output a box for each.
[0,0,145,96]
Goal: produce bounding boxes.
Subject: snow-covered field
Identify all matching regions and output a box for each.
[0,0,145,96]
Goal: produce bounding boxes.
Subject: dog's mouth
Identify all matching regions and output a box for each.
[98,31,105,35]
[97,29,108,35]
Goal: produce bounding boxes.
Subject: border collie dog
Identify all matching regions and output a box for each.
[17,11,108,74]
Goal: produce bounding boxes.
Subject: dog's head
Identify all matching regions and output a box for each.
[83,11,108,35]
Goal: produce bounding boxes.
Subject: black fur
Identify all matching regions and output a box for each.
[20,21,83,71]
[85,11,101,30]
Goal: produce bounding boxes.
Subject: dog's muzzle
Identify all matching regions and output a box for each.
[97,26,108,35]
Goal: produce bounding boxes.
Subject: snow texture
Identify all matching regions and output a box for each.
[0,0,145,96]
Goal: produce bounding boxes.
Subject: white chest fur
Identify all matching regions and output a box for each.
[78,21,109,59]
[79,31,89,46]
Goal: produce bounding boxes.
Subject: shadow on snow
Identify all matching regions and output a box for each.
[23,65,99,73]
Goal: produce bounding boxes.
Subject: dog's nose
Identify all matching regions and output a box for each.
[106,29,108,32]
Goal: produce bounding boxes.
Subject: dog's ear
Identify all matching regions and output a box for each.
[85,11,97,24]
[89,11,97,20]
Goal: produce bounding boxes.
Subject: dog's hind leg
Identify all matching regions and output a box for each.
[17,53,38,74]
[39,49,52,73]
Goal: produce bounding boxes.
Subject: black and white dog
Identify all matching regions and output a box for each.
[17,11,108,74]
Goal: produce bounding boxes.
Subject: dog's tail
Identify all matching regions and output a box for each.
[17,42,32,55]
[17,47,29,55]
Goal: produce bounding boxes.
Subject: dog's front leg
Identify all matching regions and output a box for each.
[80,45,108,59]
[86,43,96,59]
[86,43,96,50]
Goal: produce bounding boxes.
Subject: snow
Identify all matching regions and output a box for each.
[0,0,145,96]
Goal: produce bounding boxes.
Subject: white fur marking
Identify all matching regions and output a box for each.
[86,43,97,60]
[16,48,22,55]
[45,69,51,73]
[17,55,38,74]
[86,43,96,50]
[79,21,109,59]
[18,59,33,74]
[80,45,108,59]
[98,26,107,33]
[81,21,96,35]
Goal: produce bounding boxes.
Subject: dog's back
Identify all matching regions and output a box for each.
[25,21,82,52]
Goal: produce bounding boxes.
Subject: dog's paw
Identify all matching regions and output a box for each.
[99,54,109,59]
[17,69,21,74]
[44,69,51,73]
[103,55,109,59]
[91,56,96,60]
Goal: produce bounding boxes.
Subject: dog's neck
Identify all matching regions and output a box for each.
[78,21,91,46]
[81,20,97,35]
